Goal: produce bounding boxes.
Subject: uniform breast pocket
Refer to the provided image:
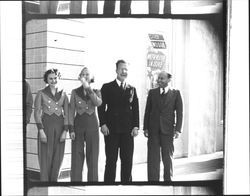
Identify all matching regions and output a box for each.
[76,101,82,107]
[76,99,86,108]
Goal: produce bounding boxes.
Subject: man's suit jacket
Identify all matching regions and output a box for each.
[98,80,139,133]
[143,87,183,135]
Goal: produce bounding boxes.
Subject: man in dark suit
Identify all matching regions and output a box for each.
[98,59,139,183]
[143,71,183,181]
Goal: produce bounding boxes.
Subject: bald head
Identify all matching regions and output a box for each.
[157,71,172,88]
[159,71,172,78]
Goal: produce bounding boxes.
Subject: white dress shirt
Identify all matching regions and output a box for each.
[160,86,170,95]
[116,79,126,89]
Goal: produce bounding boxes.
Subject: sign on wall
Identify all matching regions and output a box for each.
[147,50,166,70]
[147,33,168,89]
[148,33,166,49]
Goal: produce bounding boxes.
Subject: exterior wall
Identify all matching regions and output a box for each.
[171,20,190,158]
[187,19,223,156]
[159,18,224,158]
[25,19,87,178]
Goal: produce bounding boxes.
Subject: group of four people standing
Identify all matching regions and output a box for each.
[33,59,183,182]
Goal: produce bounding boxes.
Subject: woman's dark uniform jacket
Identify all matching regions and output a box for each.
[68,86,102,132]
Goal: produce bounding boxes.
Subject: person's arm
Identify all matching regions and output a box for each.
[86,87,102,106]
[34,90,47,143]
[130,87,139,137]
[63,92,69,131]
[143,90,152,131]
[34,90,44,130]
[60,92,69,142]
[132,87,139,129]
[175,90,183,133]
[97,84,110,136]
[26,81,33,124]
[143,90,152,137]
[97,84,107,127]
[68,90,76,133]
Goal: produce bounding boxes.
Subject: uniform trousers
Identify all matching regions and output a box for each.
[71,113,99,181]
[104,132,134,182]
[38,113,65,181]
[147,131,174,181]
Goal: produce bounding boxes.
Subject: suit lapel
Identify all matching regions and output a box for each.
[112,80,120,93]
[124,83,131,96]
[154,87,162,109]
[113,79,127,95]
[163,89,173,106]
[112,80,131,104]
[43,86,62,102]
[75,86,88,101]
[111,80,121,98]
[112,80,119,89]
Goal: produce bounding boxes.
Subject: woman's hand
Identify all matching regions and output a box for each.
[80,77,90,89]
[70,132,75,140]
[174,131,180,139]
[60,130,67,142]
[131,127,139,137]
[39,129,47,143]
[101,124,109,136]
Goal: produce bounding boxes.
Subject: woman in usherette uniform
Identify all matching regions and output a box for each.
[69,67,102,181]
[34,68,69,181]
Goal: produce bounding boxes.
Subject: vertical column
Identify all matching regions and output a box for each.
[187,20,223,156]
[171,19,190,158]
[26,20,48,179]
[26,19,87,180]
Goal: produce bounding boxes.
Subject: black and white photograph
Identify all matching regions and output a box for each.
[0,0,249,195]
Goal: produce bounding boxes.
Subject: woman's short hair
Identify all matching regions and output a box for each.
[78,66,88,80]
[43,68,61,83]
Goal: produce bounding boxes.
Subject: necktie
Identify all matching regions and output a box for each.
[120,82,124,90]
[161,88,165,96]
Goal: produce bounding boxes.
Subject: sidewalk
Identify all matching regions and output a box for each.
[59,151,223,182]
[29,151,223,195]
[131,151,223,181]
